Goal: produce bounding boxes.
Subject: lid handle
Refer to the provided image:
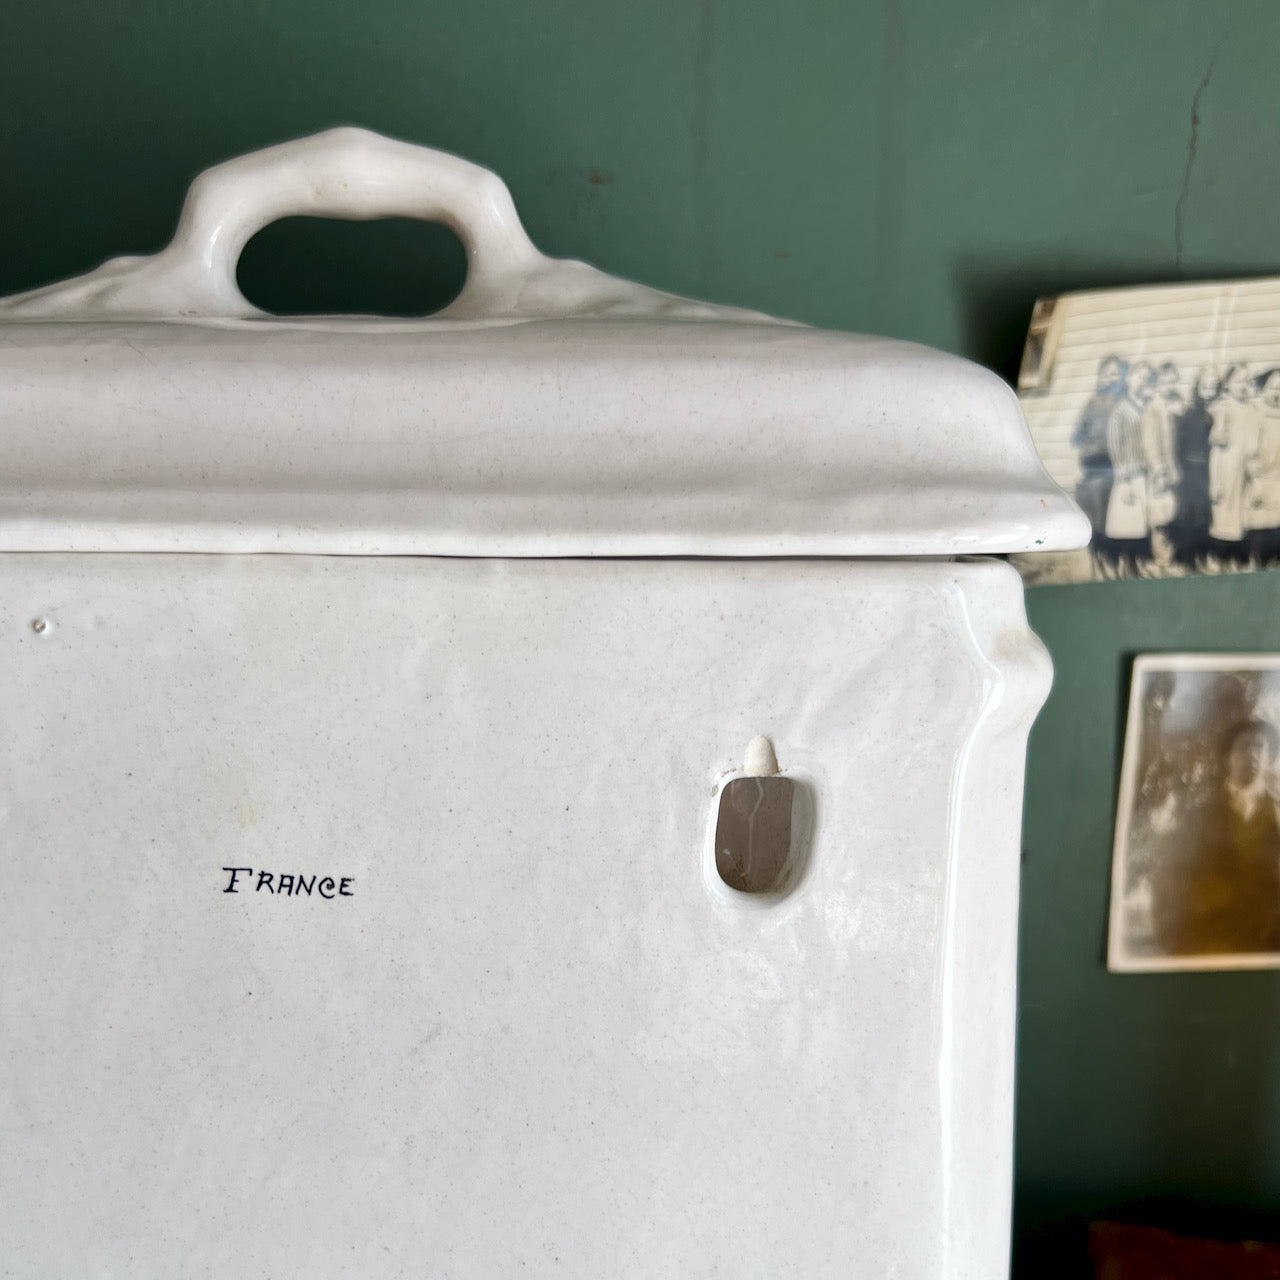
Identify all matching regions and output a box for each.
[0,129,549,320]
[0,129,763,324]
[174,128,545,316]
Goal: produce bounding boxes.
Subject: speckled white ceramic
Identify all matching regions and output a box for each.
[0,130,1086,1278]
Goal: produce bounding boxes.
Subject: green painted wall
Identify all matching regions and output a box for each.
[1020,576,1280,1276]
[4,1,1279,1272]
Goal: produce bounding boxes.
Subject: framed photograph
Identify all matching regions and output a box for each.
[1110,654,1280,972]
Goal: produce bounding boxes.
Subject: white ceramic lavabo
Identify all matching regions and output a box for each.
[0,128,1087,1278]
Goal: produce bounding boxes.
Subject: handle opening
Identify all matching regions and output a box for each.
[235,215,468,318]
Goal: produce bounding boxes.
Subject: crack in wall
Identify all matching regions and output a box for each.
[1174,51,1219,273]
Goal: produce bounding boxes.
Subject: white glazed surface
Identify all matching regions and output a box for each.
[1,555,1045,1279]
[0,128,1089,558]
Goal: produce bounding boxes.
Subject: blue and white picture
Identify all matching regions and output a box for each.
[1016,277,1280,582]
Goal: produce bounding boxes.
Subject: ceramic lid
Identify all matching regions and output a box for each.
[0,128,1088,556]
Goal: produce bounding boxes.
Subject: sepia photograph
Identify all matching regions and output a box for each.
[1110,654,1280,972]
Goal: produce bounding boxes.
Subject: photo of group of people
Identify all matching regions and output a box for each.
[1110,656,1280,971]
[1014,276,1280,583]
[1075,356,1280,572]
